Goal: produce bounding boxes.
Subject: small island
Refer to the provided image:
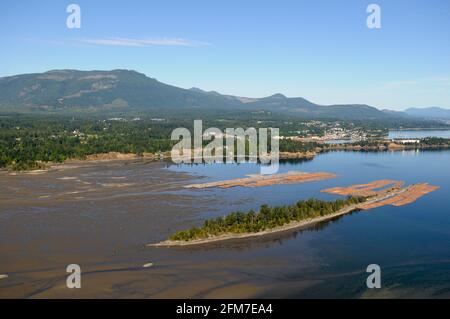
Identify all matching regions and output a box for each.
[148,196,367,247]
[148,180,439,247]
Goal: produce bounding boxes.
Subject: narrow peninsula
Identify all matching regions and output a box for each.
[148,180,439,248]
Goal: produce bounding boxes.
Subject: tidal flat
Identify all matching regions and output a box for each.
[1,150,450,298]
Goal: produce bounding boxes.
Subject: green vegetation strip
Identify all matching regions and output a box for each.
[2,115,449,171]
[169,196,366,242]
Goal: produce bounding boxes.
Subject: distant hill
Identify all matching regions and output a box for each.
[0,69,241,111]
[405,107,450,120]
[0,69,406,120]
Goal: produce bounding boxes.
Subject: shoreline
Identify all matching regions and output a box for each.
[2,143,450,173]
[389,128,450,131]
[0,151,171,174]
[147,186,410,248]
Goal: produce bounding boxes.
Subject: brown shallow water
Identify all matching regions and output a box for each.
[2,151,450,299]
[0,160,319,298]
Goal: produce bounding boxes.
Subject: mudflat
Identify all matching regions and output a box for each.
[0,151,446,299]
[0,160,228,298]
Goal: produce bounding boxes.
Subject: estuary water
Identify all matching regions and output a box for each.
[389,129,450,139]
[1,150,450,298]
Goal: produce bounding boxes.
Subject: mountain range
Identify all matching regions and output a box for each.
[0,69,447,122]
[405,107,450,121]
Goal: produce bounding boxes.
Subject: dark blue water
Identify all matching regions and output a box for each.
[167,150,450,298]
[389,130,450,139]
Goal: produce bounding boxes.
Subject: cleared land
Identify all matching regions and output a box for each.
[185,171,337,189]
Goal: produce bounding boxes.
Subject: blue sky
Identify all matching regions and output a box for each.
[0,0,449,110]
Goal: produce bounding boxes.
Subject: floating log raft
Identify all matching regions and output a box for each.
[321,179,404,197]
[322,180,439,210]
[185,171,337,189]
[357,183,440,210]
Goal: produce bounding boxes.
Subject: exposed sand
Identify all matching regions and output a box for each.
[34,152,168,172]
[84,152,141,161]
[388,143,406,150]
[185,171,337,189]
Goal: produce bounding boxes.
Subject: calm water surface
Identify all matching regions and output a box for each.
[1,150,450,298]
[389,130,450,139]
[169,150,450,298]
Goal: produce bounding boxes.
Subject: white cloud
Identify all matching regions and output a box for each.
[79,37,210,47]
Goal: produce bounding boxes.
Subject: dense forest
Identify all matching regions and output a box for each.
[0,115,323,170]
[1,114,449,170]
[418,137,450,146]
[169,196,367,241]
[0,115,177,170]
